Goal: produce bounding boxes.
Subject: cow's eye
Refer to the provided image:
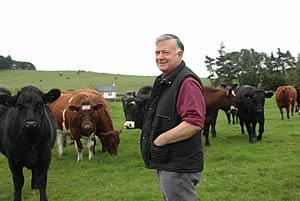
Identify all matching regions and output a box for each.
[36,103,43,108]
[17,104,24,110]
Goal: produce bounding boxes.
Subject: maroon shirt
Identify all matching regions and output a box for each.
[176,77,206,128]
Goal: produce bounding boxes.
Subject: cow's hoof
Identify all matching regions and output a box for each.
[257,135,262,141]
[249,139,255,143]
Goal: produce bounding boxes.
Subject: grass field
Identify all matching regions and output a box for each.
[0,70,299,200]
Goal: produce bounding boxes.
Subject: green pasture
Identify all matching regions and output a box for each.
[0,70,299,201]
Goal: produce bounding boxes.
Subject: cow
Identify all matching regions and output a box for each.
[203,86,237,145]
[221,84,239,124]
[49,88,121,161]
[236,85,273,143]
[275,85,297,119]
[121,86,152,129]
[86,88,122,156]
[0,86,60,201]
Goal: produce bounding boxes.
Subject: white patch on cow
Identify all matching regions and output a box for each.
[82,105,91,111]
[124,121,135,129]
[87,133,95,160]
[68,97,74,103]
[232,90,236,97]
[230,105,237,111]
[62,109,67,130]
[129,101,136,106]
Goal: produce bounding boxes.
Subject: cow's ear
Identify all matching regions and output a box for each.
[0,94,17,105]
[233,83,238,88]
[0,94,9,105]
[93,103,103,111]
[69,105,80,112]
[44,88,61,103]
[133,91,136,97]
[265,91,274,98]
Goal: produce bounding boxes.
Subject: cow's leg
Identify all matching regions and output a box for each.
[87,134,96,160]
[226,111,231,124]
[31,163,49,201]
[56,130,65,159]
[239,116,245,134]
[291,104,295,117]
[101,136,106,152]
[257,119,265,141]
[73,137,83,161]
[279,108,284,119]
[203,122,210,146]
[8,162,24,201]
[286,105,290,119]
[211,110,218,138]
[244,121,254,143]
[232,113,235,124]
[252,122,257,140]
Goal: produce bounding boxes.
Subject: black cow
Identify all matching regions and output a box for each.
[296,87,300,114]
[0,86,60,201]
[236,85,273,143]
[121,86,152,129]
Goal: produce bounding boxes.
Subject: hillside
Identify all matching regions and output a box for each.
[0,70,210,94]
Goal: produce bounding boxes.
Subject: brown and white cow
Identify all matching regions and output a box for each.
[275,85,297,119]
[81,88,122,156]
[49,88,121,161]
[49,91,101,161]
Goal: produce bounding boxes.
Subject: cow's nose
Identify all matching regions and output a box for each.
[83,124,92,130]
[25,120,38,128]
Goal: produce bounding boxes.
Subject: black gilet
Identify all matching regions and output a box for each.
[141,61,204,173]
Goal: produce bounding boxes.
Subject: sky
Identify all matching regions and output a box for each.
[1,0,300,78]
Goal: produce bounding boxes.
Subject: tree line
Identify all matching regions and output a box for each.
[205,42,300,90]
[0,55,36,70]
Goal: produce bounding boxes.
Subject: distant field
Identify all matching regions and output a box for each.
[0,70,211,94]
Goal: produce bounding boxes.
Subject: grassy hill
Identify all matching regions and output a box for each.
[0,70,211,94]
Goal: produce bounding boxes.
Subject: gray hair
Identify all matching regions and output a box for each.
[155,34,184,52]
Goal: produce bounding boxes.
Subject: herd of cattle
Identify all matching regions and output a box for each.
[121,84,300,144]
[0,83,299,200]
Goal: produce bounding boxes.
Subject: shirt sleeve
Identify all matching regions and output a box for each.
[177,77,206,128]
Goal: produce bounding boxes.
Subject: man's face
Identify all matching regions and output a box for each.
[155,39,183,75]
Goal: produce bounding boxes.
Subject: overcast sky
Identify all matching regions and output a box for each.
[1,0,299,77]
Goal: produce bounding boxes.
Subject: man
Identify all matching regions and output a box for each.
[141,34,206,201]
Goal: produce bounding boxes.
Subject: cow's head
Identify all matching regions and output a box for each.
[244,89,273,113]
[69,97,103,135]
[99,129,122,155]
[220,83,238,114]
[0,86,61,129]
[121,96,149,129]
